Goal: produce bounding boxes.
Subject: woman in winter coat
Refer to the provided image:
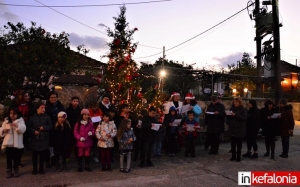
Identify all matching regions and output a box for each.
[96,112,117,171]
[260,100,278,159]
[227,97,247,162]
[242,100,261,159]
[28,102,52,175]
[74,109,94,172]
[278,99,295,158]
[0,107,26,178]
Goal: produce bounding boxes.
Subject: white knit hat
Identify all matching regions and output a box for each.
[57,111,67,118]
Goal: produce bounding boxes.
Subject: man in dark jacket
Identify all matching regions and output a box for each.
[28,102,52,175]
[140,106,160,167]
[205,95,225,155]
[66,96,82,160]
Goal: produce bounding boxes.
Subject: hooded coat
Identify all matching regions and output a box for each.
[164,106,180,135]
[280,104,295,137]
[227,106,247,138]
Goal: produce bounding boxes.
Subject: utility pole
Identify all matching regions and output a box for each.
[272,0,281,105]
[161,46,165,94]
[254,0,262,97]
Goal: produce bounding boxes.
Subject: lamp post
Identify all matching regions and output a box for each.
[160,70,166,93]
[243,88,248,98]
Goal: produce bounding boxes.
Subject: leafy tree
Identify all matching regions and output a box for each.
[0,22,88,100]
[227,52,256,96]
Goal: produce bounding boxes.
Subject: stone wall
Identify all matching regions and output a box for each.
[55,85,98,108]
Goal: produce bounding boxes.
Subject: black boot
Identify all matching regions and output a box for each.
[107,164,112,172]
[251,153,258,159]
[230,154,236,161]
[101,164,107,172]
[242,151,251,158]
[270,152,275,159]
[78,157,83,172]
[236,154,241,162]
[85,157,92,172]
[14,167,20,177]
[6,168,13,178]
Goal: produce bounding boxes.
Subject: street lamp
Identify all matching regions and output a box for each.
[232,88,237,96]
[160,70,166,93]
[244,88,248,98]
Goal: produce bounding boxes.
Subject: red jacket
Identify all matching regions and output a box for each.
[183,119,199,137]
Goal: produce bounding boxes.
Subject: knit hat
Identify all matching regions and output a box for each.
[57,111,67,118]
[185,93,195,100]
[102,93,112,102]
[81,109,90,115]
[171,92,180,97]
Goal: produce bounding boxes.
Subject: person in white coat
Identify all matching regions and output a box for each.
[163,92,183,115]
[0,107,26,178]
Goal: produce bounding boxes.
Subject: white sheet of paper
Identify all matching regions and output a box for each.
[137,120,142,129]
[271,113,281,118]
[225,111,233,115]
[181,104,191,114]
[171,119,182,126]
[187,125,195,132]
[205,112,215,115]
[91,116,101,123]
[151,124,161,131]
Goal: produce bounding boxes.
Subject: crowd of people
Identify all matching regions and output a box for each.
[0,90,295,178]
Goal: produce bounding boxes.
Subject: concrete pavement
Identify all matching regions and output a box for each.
[1,121,299,187]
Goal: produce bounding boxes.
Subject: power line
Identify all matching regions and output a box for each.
[33,0,106,34]
[32,0,161,49]
[135,2,255,59]
[0,0,172,7]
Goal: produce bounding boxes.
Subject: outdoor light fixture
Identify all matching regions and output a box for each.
[160,70,166,77]
[244,88,248,93]
[233,89,237,93]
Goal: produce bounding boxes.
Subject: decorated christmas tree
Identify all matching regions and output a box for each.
[102,6,150,115]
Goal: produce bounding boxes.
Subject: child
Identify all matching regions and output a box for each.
[163,106,180,157]
[96,112,117,171]
[0,107,26,178]
[53,112,71,172]
[183,111,200,158]
[88,102,103,163]
[117,119,136,173]
[74,109,94,172]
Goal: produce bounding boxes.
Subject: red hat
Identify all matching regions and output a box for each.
[185,93,195,100]
[171,92,180,97]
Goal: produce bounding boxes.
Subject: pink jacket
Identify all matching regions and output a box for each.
[74,121,94,148]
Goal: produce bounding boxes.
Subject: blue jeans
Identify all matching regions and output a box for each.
[152,141,162,156]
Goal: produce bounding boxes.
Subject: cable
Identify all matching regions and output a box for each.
[33,0,106,34]
[135,2,255,59]
[138,44,161,50]
[0,0,172,7]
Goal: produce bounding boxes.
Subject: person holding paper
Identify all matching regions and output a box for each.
[242,100,261,159]
[96,113,117,171]
[204,96,225,155]
[74,109,94,172]
[182,111,200,157]
[88,101,103,163]
[278,99,295,158]
[133,109,148,161]
[140,107,160,168]
[260,100,278,159]
[163,106,180,157]
[227,97,247,162]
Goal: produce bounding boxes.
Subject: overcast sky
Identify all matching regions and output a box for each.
[1,0,299,71]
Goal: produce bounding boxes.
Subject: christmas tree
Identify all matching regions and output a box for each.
[102,6,147,115]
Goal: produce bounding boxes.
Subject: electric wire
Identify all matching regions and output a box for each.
[0,0,172,7]
[135,2,255,59]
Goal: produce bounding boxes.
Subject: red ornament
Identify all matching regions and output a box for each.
[137,92,143,98]
[125,75,133,81]
[97,74,103,78]
[118,83,122,91]
[125,54,131,62]
[114,39,121,46]
[134,28,138,31]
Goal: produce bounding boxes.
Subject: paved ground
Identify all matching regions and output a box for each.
[0,121,299,187]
